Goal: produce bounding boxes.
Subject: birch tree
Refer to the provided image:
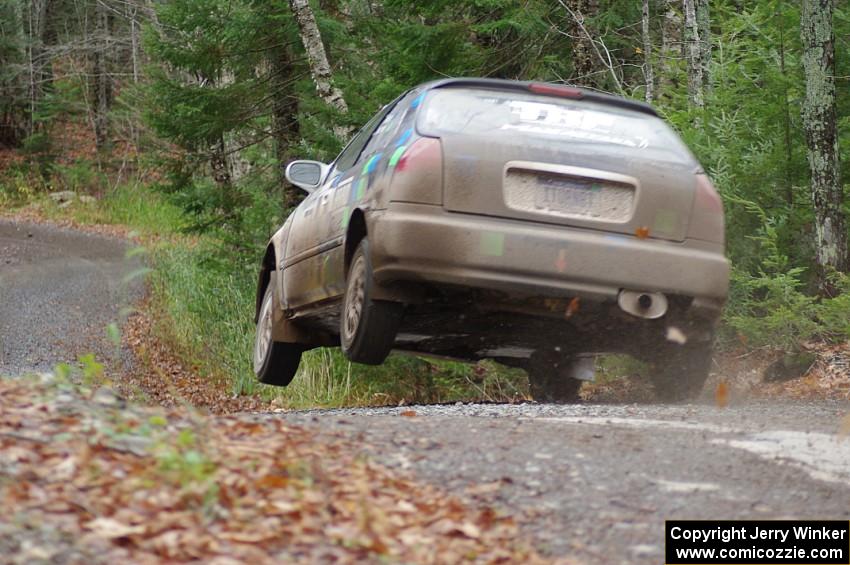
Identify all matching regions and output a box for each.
[683,0,703,107]
[26,0,51,136]
[696,0,710,91]
[91,0,112,150]
[641,0,653,103]
[288,0,350,139]
[660,0,681,94]
[800,0,847,289]
[128,0,141,84]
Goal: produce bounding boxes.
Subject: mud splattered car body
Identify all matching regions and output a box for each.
[254,78,729,401]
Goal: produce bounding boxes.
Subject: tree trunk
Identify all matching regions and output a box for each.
[0,1,28,147]
[288,0,350,138]
[777,0,793,206]
[142,0,162,31]
[659,0,681,94]
[696,0,710,91]
[129,3,140,84]
[565,0,598,86]
[91,0,112,150]
[210,137,233,193]
[125,0,143,150]
[800,0,848,290]
[26,0,51,137]
[218,67,251,183]
[641,0,654,103]
[270,46,303,210]
[204,74,234,204]
[683,0,703,107]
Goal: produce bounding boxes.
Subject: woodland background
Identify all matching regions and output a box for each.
[1,0,849,405]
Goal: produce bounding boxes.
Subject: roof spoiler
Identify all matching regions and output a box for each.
[427,78,658,118]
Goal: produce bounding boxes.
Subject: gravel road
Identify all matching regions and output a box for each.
[0,219,140,375]
[280,400,850,563]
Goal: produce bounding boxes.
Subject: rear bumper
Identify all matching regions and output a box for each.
[369,202,729,310]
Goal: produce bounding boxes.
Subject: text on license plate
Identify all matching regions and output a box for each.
[504,170,634,222]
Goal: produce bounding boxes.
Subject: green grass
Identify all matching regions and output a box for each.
[292,352,529,408]
[149,241,259,395]
[47,183,186,236]
[77,183,187,235]
[595,354,649,384]
[0,169,187,238]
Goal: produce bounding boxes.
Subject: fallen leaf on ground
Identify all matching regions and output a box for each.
[85,517,146,539]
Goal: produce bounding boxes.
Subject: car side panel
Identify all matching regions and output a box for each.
[265,218,293,311]
[283,180,343,309]
[282,243,345,308]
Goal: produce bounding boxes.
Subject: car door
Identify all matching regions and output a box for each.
[283,101,401,310]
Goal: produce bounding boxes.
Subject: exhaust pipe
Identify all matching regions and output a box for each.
[618,290,668,319]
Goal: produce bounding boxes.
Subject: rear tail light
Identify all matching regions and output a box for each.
[694,173,723,213]
[389,137,443,205]
[686,173,725,245]
[396,137,441,172]
[528,83,583,99]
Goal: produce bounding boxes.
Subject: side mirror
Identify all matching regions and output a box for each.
[285,160,329,193]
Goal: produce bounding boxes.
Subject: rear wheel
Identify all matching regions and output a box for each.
[254,281,303,386]
[341,238,403,365]
[648,340,713,402]
[527,351,583,403]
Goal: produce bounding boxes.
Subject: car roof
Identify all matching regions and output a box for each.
[417,77,658,118]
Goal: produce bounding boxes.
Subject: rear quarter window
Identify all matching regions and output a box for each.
[361,89,420,156]
[417,88,695,163]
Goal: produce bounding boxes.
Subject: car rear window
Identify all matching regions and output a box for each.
[417,87,695,162]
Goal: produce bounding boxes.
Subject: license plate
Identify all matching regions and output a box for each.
[504,170,634,222]
[536,175,599,211]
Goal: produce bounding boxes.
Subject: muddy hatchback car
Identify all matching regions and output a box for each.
[253,78,729,402]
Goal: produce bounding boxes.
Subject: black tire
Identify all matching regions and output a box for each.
[254,281,303,386]
[648,340,713,402]
[341,238,403,365]
[527,352,583,403]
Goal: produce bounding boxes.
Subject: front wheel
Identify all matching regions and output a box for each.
[341,238,403,365]
[254,281,303,386]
